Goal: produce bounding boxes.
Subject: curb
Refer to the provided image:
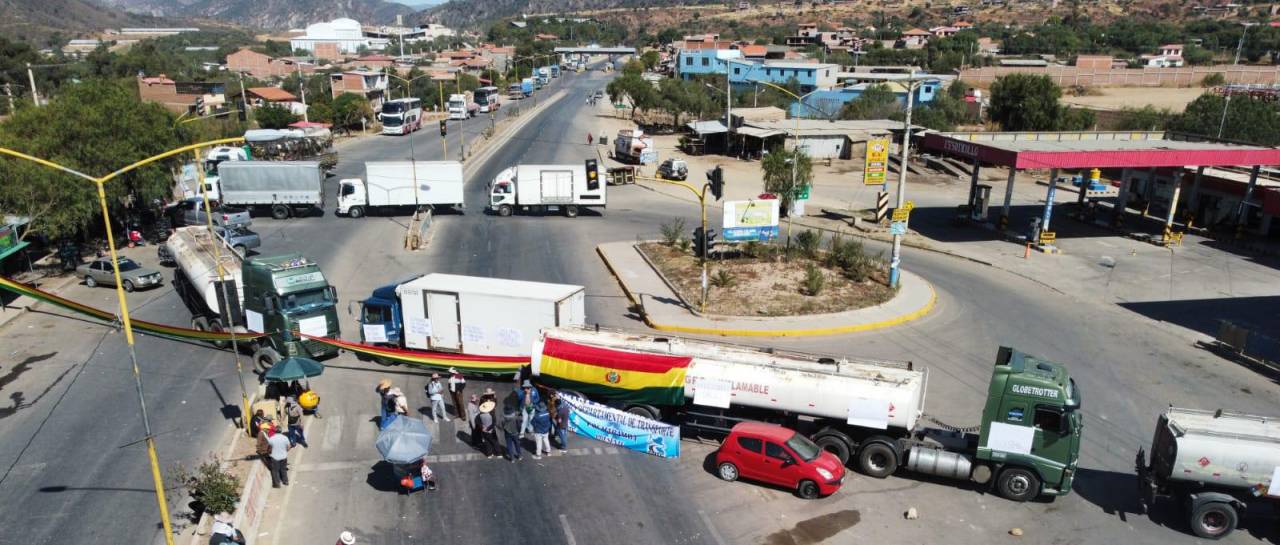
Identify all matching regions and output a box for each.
[596,243,938,337]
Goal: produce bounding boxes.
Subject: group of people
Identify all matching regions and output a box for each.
[490,380,571,461]
[251,392,312,489]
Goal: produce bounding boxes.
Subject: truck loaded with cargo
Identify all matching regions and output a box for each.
[165,226,341,368]
[356,274,585,359]
[488,162,606,218]
[613,129,655,164]
[532,328,1083,502]
[217,161,325,220]
[1136,407,1280,540]
[447,92,479,120]
[337,161,465,218]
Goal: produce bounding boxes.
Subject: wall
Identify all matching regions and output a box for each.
[958,64,1280,88]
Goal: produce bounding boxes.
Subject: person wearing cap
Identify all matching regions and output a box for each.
[500,405,522,462]
[477,399,500,458]
[531,402,552,459]
[209,512,244,545]
[466,394,481,449]
[426,374,446,423]
[516,380,540,436]
[447,367,467,421]
[336,530,356,545]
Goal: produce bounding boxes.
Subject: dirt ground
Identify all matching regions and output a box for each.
[639,242,893,317]
[1060,86,1210,113]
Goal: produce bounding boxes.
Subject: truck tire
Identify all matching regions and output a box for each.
[349,206,365,218]
[797,480,820,500]
[996,467,1042,502]
[207,318,229,349]
[717,462,739,482]
[564,205,580,218]
[270,204,290,220]
[1190,502,1238,540]
[625,404,659,420]
[253,346,282,371]
[813,430,853,466]
[191,316,209,333]
[498,204,512,217]
[857,441,899,478]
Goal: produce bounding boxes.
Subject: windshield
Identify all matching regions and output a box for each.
[383,103,407,115]
[448,100,464,108]
[281,287,333,311]
[115,259,141,272]
[785,433,822,462]
[382,115,403,127]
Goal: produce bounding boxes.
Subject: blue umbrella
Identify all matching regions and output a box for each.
[262,356,325,382]
[375,417,433,465]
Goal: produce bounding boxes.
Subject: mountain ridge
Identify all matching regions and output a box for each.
[92,0,416,29]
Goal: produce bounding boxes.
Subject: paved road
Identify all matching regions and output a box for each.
[1,63,1278,545]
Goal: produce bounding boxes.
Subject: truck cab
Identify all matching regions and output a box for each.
[336,179,365,216]
[977,346,1082,500]
[242,254,341,368]
[357,281,408,347]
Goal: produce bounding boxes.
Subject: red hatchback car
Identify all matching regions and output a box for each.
[714,422,846,499]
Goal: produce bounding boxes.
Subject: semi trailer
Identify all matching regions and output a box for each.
[532,328,1083,502]
[216,161,325,220]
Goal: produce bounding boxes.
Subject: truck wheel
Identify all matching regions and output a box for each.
[349,206,365,219]
[996,467,1042,502]
[1190,502,1238,540]
[625,404,659,420]
[498,204,512,217]
[856,442,899,478]
[797,480,820,500]
[207,319,229,349]
[564,205,580,218]
[84,275,97,288]
[253,346,282,371]
[814,432,853,466]
[191,317,209,333]
[270,205,290,220]
[717,462,739,482]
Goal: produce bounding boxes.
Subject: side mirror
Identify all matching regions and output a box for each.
[329,286,338,301]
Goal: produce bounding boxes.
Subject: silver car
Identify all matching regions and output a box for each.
[76,257,163,292]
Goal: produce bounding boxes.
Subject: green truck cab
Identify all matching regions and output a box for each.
[976,346,1083,500]
[242,253,341,368]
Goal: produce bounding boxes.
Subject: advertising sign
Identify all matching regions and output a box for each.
[722,199,781,242]
[558,392,680,459]
[863,138,890,186]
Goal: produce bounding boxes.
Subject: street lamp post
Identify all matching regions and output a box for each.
[889,72,920,289]
[1218,22,1257,139]
[744,79,831,245]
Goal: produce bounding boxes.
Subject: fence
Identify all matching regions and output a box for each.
[958,64,1280,88]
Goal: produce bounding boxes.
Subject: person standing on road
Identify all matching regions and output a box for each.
[375,379,393,425]
[285,398,308,448]
[531,402,552,460]
[466,394,481,449]
[477,399,500,458]
[426,374,446,422]
[336,531,356,545]
[266,426,291,488]
[501,406,522,462]
[587,132,593,145]
[554,396,571,453]
[447,367,467,421]
[517,380,540,436]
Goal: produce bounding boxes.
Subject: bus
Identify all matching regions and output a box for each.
[474,86,500,113]
[380,98,423,136]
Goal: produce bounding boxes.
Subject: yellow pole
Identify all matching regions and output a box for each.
[94,181,176,545]
[193,148,252,436]
[438,81,447,160]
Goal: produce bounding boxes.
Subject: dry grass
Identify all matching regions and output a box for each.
[639,242,894,317]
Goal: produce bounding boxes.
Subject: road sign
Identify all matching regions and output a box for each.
[863,138,890,186]
[891,208,911,222]
[903,200,914,210]
[1039,231,1057,244]
[889,221,907,236]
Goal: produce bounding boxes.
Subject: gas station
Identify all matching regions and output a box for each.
[921,131,1280,250]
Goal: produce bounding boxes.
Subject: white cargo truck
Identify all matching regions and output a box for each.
[358,273,585,357]
[1137,407,1280,540]
[447,92,478,120]
[488,163,606,218]
[337,161,465,218]
[217,161,325,220]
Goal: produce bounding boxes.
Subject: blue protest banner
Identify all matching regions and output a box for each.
[558,393,680,459]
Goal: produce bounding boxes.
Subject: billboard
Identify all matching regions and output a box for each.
[722,199,780,242]
[863,138,890,186]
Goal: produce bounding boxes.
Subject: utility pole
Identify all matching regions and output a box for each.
[889,72,917,289]
[3,83,14,114]
[26,63,39,107]
[236,71,251,124]
[296,63,309,122]
[1219,22,1256,139]
[438,81,448,159]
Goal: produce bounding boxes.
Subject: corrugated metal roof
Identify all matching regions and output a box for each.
[687,120,728,134]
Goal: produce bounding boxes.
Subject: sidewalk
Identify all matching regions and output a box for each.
[597,241,935,336]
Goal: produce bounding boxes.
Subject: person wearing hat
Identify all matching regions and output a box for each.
[209,512,244,545]
[336,530,356,545]
[531,402,553,459]
[255,421,273,463]
[500,405,522,462]
[516,380,540,437]
[447,367,467,421]
[426,373,446,423]
[375,379,393,425]
[477,398,500,458]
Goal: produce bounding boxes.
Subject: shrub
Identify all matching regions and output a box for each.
[659,217,685,246]
[678,238,691,252]
[710,269,737,288]
[795,230,821,259]
[801,263,824,296]
[1201,72,1225,87]
[824,235,865,270]
[173,459,240,516]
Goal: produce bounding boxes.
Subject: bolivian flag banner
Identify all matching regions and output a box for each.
[304,335,526,375]
[535,337,689,406]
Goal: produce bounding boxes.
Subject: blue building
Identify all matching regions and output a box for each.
[677,50,838,93]
[790,78,947,119]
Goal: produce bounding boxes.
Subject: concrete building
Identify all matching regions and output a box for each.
[119,27,199,36]
[1140,44,1184,68]
[363,23,455,43]
[792,77,944,118]
[677,50,837,93]
[291,18,389,56]
[226,48,316,79]
[330,70,388,112]
[899,28,933,48]
[136,75,225,115]
[62,39,102,57]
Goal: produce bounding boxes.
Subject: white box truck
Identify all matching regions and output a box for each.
[217,161,324,220]
[337,161,465,218]
[447,92,478,120]
[488,163,606,218]
[359,273,585,357]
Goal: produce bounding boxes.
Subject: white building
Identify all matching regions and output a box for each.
[363,23,456,44]
[291,18,389,55]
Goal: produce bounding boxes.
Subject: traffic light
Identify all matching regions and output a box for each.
[439,119,448,137]
[585,158,599,191]
[693,226,717,258]
[706,166,724,201]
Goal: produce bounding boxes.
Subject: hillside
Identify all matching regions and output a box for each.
[93,0,416,28]
[423,0,720,30]
[0,0,164,45]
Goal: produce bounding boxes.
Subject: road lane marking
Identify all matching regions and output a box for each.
[355,414,377,446]
[321,415,342,451]
[559,514,578,545]
[698,511,728,545]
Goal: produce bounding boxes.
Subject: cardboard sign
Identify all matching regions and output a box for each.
[1040,231,1057,244]
[245,309,264,333]
[846,398,890,429]
[985,422,1035,455]
[299,316,328,338]
[362,324,388,343]
[1268,466,1280,497]
[408,317,431,337]
[693,378,732,409]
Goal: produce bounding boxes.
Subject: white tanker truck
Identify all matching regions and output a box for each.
[531,327,1083,502]
[1137,407,1280,540]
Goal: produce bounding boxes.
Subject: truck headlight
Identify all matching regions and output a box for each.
[816,467,834,480]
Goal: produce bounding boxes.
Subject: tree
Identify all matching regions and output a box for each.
[640,50,661,71]
[840,84,900,120]
[254,103,298,129]
[910,83,973,131]
[1170,93,1280,145]
[606,73,659,120]
[0,79,185,241]
[658,78,713,128]
[988,73,1070,131]
[621,59,646,76]
[331,93,373,133]
[307,102,335,124]
[762,148,813,218]
[1114,106,1172,131]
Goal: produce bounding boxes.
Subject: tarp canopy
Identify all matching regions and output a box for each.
[735,126,785,139]
[686,120,728,135]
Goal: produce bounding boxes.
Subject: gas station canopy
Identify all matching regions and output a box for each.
[923,131,1280,170]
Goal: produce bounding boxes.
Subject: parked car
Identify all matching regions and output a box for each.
[214,225,261,256]
[657,158,688,181]
[76,257,163,292]
[166,197,252,228]
[714,422,845,499]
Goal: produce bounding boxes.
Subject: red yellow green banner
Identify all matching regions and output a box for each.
[303,335,527,374]
[0,275,267,343]
[537,337,689,405]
